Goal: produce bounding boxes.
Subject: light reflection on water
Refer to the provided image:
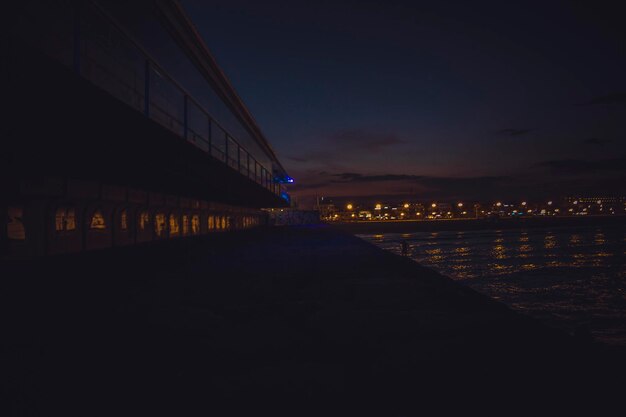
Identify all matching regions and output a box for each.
[359,225,626,346]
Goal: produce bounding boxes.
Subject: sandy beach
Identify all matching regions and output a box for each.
[3,225,625,415]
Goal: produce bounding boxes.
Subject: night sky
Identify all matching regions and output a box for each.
[180,0,626,207]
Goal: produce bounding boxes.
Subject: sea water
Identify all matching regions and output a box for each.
[359,224,626,345]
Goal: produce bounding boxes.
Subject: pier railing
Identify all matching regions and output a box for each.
[11,0,287,199]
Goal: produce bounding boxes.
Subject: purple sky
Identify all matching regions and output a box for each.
[181,0,626,207]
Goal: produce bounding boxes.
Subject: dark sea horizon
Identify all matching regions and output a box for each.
[359,223,626,346]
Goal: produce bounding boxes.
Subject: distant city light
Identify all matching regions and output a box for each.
[323,196,624,223]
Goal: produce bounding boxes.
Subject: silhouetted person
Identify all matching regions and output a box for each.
[401,240,409,256]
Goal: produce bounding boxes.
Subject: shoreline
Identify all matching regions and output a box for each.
[330,214,625,234]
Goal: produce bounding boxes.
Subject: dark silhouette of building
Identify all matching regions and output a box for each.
[2,0,291,258]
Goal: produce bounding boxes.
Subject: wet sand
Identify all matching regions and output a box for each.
[2,225,625,415]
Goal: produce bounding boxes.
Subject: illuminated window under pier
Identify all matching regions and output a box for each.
[7,207,26,241]
[3,192,269,258]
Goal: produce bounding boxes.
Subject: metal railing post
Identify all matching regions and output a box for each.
[225,134,229,164]
[183,95,188,140]
[144,59,150,117]
[208,118,212,156]
[73,3,81,74]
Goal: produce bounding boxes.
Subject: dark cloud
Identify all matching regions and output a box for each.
[582,138,612,146]
[496,128,533,136]
[332,173,422,182]
[292,171,517,204]
[578,92,626,106]
[414,175,509,188]
[535,156,626,174]
[290,181,334,191]
[288,129,406,165]
[332,172,363,180]
[324,175,626,204]
[287,150,333,163]
[330,172,509,186]
[291,167,626,207]
[330,129,406,151]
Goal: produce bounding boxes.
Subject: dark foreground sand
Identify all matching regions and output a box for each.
[2,225,625,415]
